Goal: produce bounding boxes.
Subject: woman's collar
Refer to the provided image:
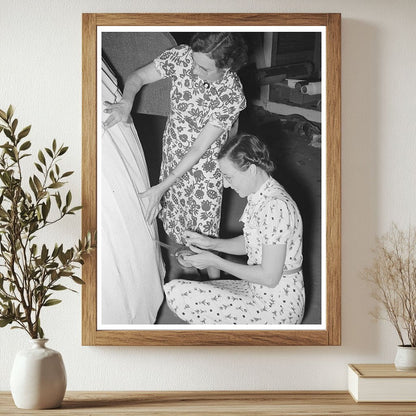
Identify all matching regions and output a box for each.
[247,176,272,204]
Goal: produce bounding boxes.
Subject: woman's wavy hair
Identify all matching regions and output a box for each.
[190,32,248,72]
[218,133,275,174]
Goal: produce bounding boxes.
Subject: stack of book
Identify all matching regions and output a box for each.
[348,364,416,402]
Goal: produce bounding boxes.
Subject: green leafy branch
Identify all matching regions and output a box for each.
[0,105,95,339]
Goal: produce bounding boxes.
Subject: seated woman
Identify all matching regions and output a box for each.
[164,134,305,325]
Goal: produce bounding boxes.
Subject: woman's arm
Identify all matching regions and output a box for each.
[140,123,224,223]
[185,243,287,288]
[103,62,162,129]
[184,231,246,256]
[214,235,246,255]
[160,122,224,190]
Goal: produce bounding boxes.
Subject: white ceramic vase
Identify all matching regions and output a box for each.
[394,345,416,371]
[10,338,67,409]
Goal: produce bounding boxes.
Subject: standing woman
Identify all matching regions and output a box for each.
[104,33,247,273]
[165,134,305,324]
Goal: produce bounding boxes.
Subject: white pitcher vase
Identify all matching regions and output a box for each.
[10,338,67,409]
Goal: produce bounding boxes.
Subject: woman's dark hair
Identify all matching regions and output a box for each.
[190,32,248,72]
[218,134,275,174]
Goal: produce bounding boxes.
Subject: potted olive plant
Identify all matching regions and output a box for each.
[0,106,94,409]
[363,223,416,370]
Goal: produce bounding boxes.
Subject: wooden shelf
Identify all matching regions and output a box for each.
[1,391,416,415]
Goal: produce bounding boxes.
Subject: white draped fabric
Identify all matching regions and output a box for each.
[99,59,165,325]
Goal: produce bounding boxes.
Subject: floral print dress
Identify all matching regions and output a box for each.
[153,45,246,243]
[164,177,305,325]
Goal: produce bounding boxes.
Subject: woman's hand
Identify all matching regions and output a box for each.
[183,230,216,250]
[138,185,164,224]
[103,99,132,129]
[183,246,219,270]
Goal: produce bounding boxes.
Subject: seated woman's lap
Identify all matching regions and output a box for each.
[164,275,304,325]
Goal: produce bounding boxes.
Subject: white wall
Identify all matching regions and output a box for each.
[1,0,416,391]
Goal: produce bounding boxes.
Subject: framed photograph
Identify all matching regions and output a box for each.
[82,13,341,346]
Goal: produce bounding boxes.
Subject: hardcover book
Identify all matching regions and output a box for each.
[348,364,416,402]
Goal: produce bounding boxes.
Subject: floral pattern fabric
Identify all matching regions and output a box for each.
[165,274,304,325]
[240,177,303,270]
[164,177,305,325]
[153,45,246,243]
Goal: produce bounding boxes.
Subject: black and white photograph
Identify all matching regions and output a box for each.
[82,13,341,346]
[98,28,324,328]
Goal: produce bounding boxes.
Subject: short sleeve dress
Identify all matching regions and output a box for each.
[153,45,246,243]
[164,177,305,325]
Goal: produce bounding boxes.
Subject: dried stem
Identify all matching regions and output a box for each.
[363,223,416,347]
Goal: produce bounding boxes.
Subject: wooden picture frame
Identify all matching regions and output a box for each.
[82,13,341,346]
